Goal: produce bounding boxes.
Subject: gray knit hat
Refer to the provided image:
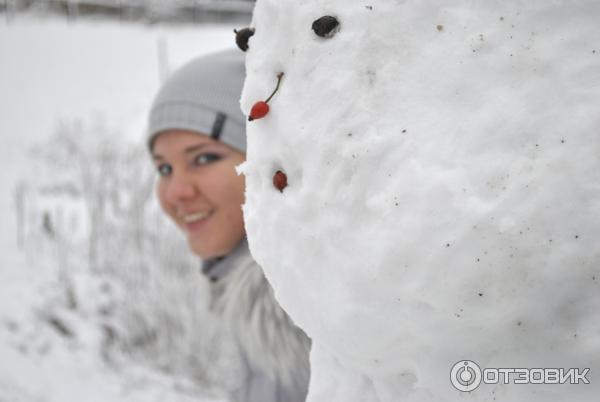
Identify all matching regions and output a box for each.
[147,49,246,152]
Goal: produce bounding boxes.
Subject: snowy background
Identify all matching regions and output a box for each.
[1,5,252,401]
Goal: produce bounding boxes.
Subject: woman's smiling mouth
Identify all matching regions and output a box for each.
[181,210,213,232]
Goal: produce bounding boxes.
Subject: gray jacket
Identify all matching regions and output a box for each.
[202,238,311,402]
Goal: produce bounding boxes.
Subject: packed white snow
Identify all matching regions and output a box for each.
[239,1,600,401]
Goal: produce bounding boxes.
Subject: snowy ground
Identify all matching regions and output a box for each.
[0,15,244,402]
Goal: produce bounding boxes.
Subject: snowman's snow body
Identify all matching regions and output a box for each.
[240,1,600,401]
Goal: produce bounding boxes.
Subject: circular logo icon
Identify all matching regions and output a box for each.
[450,360,482,392]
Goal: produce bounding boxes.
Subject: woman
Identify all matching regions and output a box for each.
[147,50,311,402]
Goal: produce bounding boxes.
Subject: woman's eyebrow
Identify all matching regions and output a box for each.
[184,143,212,154]
[152,143,216,161]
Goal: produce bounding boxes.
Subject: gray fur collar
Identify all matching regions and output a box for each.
[203,238,311,390]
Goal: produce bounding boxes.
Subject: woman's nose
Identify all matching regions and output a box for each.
[165,170,198,202]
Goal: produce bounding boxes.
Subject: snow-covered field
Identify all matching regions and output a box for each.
[0,15,245,402]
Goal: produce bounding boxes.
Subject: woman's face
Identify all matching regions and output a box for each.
[152,130,246,259]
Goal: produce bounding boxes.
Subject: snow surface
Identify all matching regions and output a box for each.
[240,1,600,401]
[0,15,241,402]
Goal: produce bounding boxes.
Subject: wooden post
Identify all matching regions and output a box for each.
[157,35,169,84]
[66,0,78,21]
[4,0,13,23]
[14,181,26,250]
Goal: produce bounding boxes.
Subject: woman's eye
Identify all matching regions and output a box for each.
[157,163,172,177]
[194,153,221,166]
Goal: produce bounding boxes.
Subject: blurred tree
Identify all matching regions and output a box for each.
[23,116,238,395]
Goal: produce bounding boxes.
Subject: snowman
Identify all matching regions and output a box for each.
[238,1,600,401]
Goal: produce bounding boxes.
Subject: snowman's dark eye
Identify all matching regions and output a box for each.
[312,16,340,38]
[234,27,255,52]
